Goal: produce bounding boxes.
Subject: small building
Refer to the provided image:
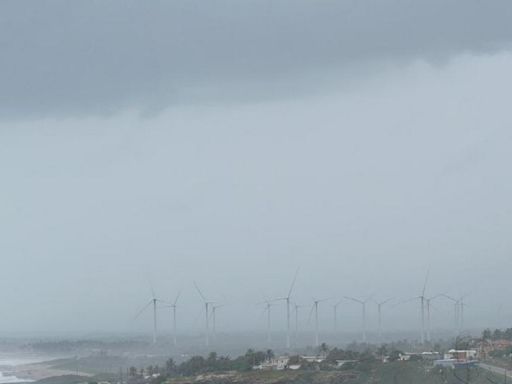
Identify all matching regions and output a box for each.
[300,355,325,363]
[253,356,290,371]
[336,360,358,368]
[444,349,477,361]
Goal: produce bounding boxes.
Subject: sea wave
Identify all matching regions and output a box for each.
[0,371,33,384]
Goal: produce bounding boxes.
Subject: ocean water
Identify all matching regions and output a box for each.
[0,372,31,384]
[0,357,43,384]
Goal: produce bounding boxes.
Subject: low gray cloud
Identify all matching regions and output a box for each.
[1,0,512,118]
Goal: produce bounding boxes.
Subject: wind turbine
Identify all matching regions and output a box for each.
[293,302,307,347]
[440,294,467,335]
[407,270,430,344]
[424,294,444,343]
[211,304,224,341]
[374,298,393,342]
[165,291,181,346]
[134,286,165,344]
[257,298,276,343]
[345,296,371,343]
[262,300,274,343]
[332,300,343,332]
[309,298,329,347]
[457,295,469,333]
[194,282,215,347]
[274,268,299,349]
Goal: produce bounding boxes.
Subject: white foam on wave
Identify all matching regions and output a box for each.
[0,371,33,383]
[0,355,47,383]
[0,357,49,366]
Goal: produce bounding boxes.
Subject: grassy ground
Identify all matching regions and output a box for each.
[167,362,506,384]
[34,360,507,384]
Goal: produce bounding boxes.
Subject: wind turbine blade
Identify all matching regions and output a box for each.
[134,300,153,320]
[440,293,456,302]
[147,277,156,299]
[429,293,445,301]
[194,281,207,302]
[422,268,430,296]
[272,297,287,302]
[375,297,394,306]
[344,296,363,304]
[174,291,182,306]
[307,304,315,324]
[381,297,394,305]
[287,267,300,298]
[429,302,443,313]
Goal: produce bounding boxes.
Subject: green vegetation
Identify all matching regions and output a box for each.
[35,374,118,384]
[482,328,512,341]
[159,363,502,384]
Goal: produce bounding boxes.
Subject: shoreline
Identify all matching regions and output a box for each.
[1,362,92,382]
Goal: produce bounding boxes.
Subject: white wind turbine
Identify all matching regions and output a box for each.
[332,300,343,332]
[164,291,181,346]
[345,296,372,343]
[374,298,393,342]
[407,270,430,344]
[293,302,308,346]
[211,304,224,341]
[259,299,276,344]
[424,294,444,342]
[273,268,300,349]
[309,298,329,347]
[194,281,215,347]
[440,293,466,335]
[458,295,469,332]
[134,286,165,344]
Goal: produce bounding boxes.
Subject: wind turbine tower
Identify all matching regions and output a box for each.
[261,300,277,344]
[374,298,393,342]
[134,287,164,344]
[274,268,299,349]
[424,294,443,343]
[333,300,343,332]
[211,304,223,340]
[194,282,214,347]
[440,294,459,335]
[293,302,307,346]
[415,270,430,344]
[458,295,468,333]
[309,298,328,347]
[168,291,181,346]
[345,296,371,343]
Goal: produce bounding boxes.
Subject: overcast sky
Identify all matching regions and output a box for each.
[1,0,512,338]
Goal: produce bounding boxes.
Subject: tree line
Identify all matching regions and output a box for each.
[482,328,512,340]
[127,349,274,384]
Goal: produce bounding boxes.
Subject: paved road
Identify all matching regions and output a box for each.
[478,363,512,380]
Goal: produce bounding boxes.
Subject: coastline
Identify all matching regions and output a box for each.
[0,360,92,383]
[12,362,92,382]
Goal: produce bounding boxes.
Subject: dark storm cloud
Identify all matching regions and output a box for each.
[1,0,512,118]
